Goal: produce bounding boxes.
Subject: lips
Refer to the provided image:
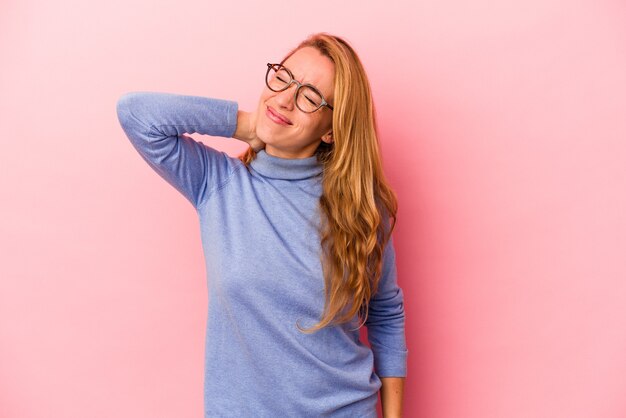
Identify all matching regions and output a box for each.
[266,106,292,125]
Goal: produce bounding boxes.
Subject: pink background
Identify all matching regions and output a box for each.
[2,1,626,417]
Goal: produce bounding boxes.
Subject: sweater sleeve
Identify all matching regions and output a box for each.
[115,91,239,209]
[365,234,409,378]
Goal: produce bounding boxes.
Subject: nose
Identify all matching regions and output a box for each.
[273,82,296,110]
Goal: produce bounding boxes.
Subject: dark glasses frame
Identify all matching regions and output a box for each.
[265,63,334,113]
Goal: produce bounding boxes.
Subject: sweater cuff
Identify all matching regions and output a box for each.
[373,347,408,378]
[223,100,239,138]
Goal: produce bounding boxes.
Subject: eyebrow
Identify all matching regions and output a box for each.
[282,64,325,93]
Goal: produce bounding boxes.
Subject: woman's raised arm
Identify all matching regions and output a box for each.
[116,91,242,208]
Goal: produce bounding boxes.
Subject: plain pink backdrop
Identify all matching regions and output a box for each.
[2,1,626,417]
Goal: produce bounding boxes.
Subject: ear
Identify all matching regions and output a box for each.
[321,130,334,144]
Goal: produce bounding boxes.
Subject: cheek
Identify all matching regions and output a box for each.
[257,100,271,126]
[256,95,266,114]
[303,116,327,136]
[257,90,271,112]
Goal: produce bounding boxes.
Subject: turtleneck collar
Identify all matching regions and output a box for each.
[250,149,323,180]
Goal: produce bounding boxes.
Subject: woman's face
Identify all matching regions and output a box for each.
[254,46,335,159]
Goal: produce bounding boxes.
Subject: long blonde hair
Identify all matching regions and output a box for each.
[238,32,398,333]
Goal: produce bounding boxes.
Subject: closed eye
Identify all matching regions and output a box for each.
[305,95,316,105]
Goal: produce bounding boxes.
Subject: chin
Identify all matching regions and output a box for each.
[258,122,288,142]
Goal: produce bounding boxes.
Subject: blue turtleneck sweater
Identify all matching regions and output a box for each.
[116,91,408,418]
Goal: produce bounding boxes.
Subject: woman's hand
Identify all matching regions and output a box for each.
[233,110,266,152]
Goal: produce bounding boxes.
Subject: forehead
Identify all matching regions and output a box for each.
[283,46,335,98]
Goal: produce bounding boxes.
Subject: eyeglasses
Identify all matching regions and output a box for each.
[265,63,334,113]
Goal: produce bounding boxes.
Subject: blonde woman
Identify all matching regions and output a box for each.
[116,32,408,418]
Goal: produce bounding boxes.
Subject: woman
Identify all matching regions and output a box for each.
[116,32,408,418]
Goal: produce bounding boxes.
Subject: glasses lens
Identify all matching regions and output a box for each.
[296,86,324,113]
[266,65,291,92]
